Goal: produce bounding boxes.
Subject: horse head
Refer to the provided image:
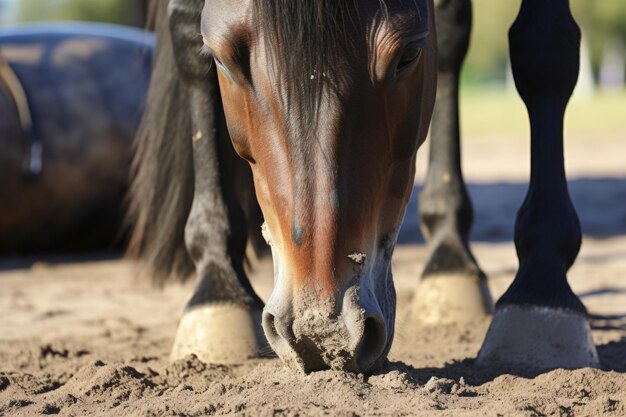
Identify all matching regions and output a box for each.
[201,0,436,372]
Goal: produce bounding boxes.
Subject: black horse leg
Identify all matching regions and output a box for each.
[477,0,599,370]
[167,0,266,363]
[410,0,492,324]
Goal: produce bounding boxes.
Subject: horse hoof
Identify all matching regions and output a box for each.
[408,274,493,325]
[477,305,600,371]
[170,304,267,363]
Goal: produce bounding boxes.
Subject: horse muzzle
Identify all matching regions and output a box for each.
[262,277,393,373]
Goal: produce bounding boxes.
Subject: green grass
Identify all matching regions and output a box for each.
[459,89,626,138]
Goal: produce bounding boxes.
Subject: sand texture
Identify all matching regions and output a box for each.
[1,236,625,416]
[1,133,625,416]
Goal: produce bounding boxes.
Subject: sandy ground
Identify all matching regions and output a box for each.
[1,132,625,416]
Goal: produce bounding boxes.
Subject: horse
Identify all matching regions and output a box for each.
[0,23,153,255]
[129,0,598,373]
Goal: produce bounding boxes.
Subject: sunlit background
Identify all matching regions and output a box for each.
[1,0,625,248]
[2,0,624,136]
[0,0,147,28]
[2,0,625,86]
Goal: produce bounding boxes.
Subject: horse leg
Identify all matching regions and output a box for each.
[409,0,492,325]
[477,0,599,370]
[167,0,266,363]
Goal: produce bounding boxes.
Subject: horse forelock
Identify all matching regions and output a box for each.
[251,0,426,134]
[252,0,365,132]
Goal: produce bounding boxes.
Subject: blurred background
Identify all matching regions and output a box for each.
[2,0,624,138]
[2,0,625,89]
[0,0,624,254]
[0,0,153,260]
[0,0,148,28]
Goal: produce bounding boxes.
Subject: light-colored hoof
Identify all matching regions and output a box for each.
[170,304,267,364]
[408,274,493,325]
[477,305,600,370]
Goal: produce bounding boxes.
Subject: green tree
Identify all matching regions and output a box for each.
[465,0,520,82]
[573,0,626,74]
[464,0,626,85]
[15,0,146,27]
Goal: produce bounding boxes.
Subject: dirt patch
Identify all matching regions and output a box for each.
[1,237,625,416]
[2,130,626,415]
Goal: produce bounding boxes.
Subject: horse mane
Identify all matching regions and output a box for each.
[127,0,267,285]
[126,0,195,285]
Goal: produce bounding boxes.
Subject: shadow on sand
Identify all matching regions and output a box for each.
[1,177,624,271]
[378,334,626,387]
[0,251,123,272]
[399,176,626,244]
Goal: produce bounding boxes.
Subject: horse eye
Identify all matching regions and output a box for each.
[396,48,422,74]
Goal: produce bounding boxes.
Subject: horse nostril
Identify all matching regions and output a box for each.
[262,310,294,355]
[355,316,387,372]
[262,311,279,342]
[264,304,388,372]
